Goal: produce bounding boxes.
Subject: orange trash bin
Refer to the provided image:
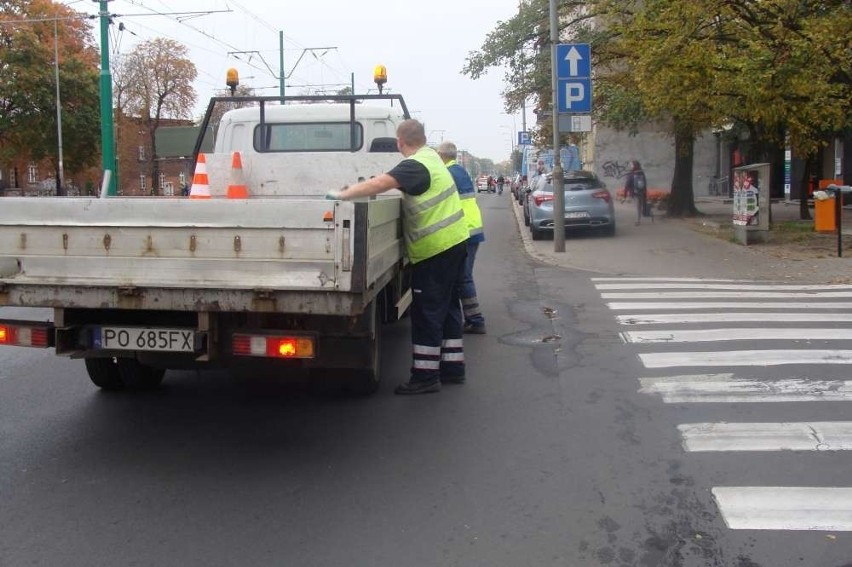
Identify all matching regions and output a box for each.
[814,197,836,232]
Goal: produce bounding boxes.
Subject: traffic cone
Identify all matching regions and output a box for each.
[189,153,211,199]
[226,151,249,199]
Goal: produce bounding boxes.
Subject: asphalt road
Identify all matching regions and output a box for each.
[1,195,851,566]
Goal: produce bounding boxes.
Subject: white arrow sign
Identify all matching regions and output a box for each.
[564,46,583,77]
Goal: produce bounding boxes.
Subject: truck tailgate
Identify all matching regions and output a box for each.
[0,197,402,314]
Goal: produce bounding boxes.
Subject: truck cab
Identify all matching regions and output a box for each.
[196,95,409,198]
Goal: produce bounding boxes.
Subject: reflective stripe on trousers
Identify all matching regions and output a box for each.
[459,240,485,326]
[409,242,467,382]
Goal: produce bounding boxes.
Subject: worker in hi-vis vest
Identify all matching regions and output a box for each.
[437,141,486,335]
[326,119,469,395]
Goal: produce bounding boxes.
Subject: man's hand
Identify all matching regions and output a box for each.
[325,185,348,200]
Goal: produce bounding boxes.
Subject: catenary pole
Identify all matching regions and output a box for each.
[279,31,285,97]
[95,0,116,195]
[549,0,565,252]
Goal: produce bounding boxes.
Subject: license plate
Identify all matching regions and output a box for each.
[94,327,196,353]
[566,211,590,219]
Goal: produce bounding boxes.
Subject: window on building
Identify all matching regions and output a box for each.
[139,175,147,191]
[138,146,146,161]
[27,163,38,184]
[159,172,166,189]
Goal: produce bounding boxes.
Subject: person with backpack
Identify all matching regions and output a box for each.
[626,160,649,225]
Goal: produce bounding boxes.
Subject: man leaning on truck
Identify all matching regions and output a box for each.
[326,119,470,395]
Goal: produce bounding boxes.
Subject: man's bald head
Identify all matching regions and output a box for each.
[396,119,427,153]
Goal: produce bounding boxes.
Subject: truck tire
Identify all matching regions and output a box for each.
[85,357,125,391]
[117,358,166,390]
[343,301,382,396]
[84,357,165,391]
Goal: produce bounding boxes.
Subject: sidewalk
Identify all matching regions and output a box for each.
[512,196,852,283]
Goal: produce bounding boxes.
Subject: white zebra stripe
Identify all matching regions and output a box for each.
[622,328,852,344]
[608,302,852,311]
[638,374,852,403]
[640,350,852,368]
[618,313,852,325]
[602,291,852,299]
[591,277,746,282]
[712,487,852,531]
[596,283,852,291]
[678,422,852,452]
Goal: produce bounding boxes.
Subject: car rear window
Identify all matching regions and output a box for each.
[542,176,604,191]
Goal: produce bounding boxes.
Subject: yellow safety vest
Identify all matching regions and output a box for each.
[403,147,469,263]
[446,159,484,239]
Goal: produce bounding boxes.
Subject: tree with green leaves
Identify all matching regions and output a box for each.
[600,0,851,217]
[115,38,197,196]
[466,0,851,218]
[0,0,100,194]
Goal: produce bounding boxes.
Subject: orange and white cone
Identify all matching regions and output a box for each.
[189,153,211,199]
[226,151,249,199]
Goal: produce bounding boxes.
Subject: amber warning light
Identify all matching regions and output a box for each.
[226,68,239,95]
[373,65,387,94]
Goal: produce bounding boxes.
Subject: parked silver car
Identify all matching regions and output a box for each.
[527,170,615,240]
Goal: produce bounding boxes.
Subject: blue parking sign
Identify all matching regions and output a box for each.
[557,78,591,113]
[556,44,592,114]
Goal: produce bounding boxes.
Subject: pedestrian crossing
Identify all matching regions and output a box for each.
[593,276,852,532]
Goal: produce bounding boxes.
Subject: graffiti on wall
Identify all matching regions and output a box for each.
[601,160,630,179]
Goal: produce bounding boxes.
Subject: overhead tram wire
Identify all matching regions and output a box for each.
[120,0,353,90]
[105,9,275,86]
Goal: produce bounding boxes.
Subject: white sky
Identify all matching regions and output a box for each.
[67,0,524,162]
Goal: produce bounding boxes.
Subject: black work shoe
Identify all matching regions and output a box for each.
[463,323,487,335]
[394,379,441,395]
[440,374,466,385]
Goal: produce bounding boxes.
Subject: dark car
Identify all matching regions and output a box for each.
[526,170,615,239]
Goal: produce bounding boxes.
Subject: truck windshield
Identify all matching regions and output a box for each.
[254,122,364,152]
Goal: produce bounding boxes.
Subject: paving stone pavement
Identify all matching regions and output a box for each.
[510,195,852,284]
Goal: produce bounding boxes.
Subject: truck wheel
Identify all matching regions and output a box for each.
[85,357,125,391]
[343,301,382,396]
[117,358,166,390]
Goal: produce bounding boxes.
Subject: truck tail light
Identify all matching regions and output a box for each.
[0,323,51,348]
[232,334,315,359]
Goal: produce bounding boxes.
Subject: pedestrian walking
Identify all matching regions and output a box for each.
[626,160,648,225]
[325,120,469,395]
[437,141,486,335]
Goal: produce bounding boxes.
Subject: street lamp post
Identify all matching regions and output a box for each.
[52,19,65,194]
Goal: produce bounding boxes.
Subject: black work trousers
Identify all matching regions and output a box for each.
[409,241,467,383]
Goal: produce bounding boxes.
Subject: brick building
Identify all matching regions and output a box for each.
[1,112,203,197]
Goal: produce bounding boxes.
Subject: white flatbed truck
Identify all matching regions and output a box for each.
[0,94,412,395]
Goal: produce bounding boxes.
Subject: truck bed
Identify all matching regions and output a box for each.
[0,196,403,315]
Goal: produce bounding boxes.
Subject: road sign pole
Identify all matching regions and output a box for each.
[549,0,565,252]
